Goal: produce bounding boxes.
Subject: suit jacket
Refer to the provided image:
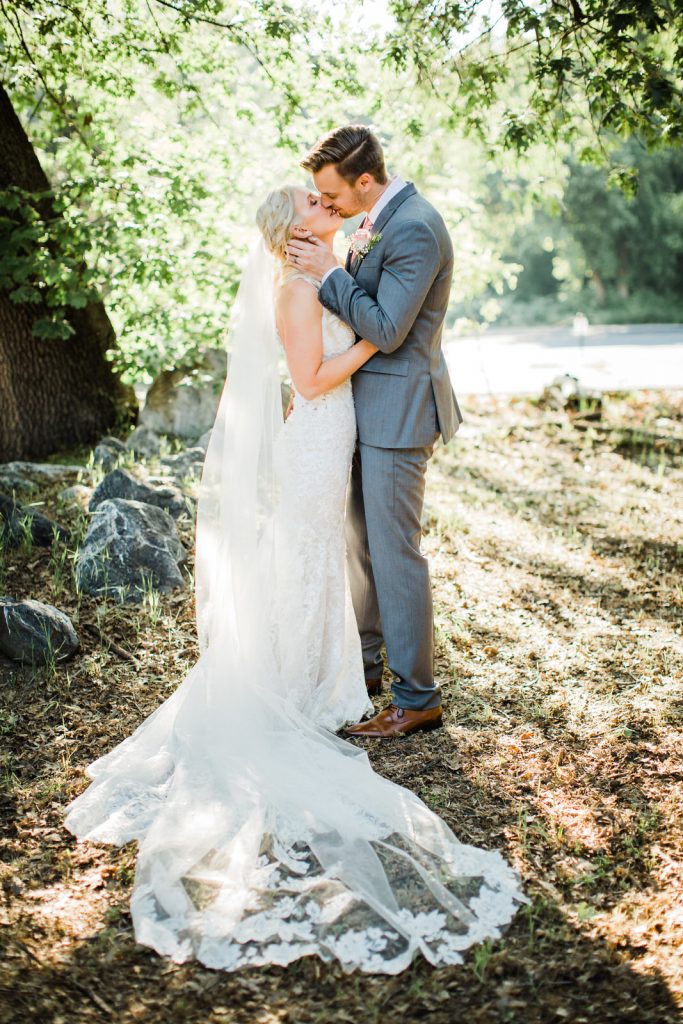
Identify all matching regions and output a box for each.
[318,182,463,448]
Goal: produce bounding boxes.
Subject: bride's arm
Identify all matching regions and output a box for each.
[276,279,378,401]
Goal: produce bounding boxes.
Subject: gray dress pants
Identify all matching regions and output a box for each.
[345,437,442,711]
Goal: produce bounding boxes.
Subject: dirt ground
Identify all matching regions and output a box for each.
[1,389,681,1024]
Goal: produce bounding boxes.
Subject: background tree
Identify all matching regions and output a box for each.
[563,141,683,299]
[469,140,683,326]
[0,0,340,456]
[383,0,682,160]
[0,82,135,460]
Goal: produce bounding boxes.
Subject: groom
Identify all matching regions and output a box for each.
[286,124,463,738]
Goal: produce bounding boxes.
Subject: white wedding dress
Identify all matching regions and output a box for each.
[63,248,527,974]
[270,274,373,731]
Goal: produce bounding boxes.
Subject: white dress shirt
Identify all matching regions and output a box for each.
[320,174,407,287]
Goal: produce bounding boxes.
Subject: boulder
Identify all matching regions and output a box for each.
[75,498,187,602]
[0,469,38,495]
[0,461,82,495]
[0,461,83,479]
[158,447,206,484]
[58,484,93,510]
[89,468,186,520]
[139,350,226,439]
[540,373,603,414]
[93,436,128,471]
[0,493,70,548]
[126,425,163,458]
[0,596,79,663]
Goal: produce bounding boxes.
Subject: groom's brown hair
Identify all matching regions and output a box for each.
[301,125,388,185]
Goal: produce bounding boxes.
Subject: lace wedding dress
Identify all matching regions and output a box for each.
[63,246,527,974]
[270,273,373,731]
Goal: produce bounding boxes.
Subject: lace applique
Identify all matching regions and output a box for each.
[123,828,528,972]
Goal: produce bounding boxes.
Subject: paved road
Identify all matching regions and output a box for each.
[444,323,683,396]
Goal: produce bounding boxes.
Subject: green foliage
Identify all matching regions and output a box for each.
[0,184,99,340]
[450,137,683,327]
[1,1,348,378]
[563,141,683,297]
[384,0,683,154]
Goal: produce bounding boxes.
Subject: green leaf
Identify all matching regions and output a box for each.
[32,316,75,341]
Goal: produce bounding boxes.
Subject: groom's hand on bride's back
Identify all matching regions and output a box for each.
[286,230,338,281]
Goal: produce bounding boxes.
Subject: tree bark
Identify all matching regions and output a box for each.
[590,270,606,303]
[0,83,137,461]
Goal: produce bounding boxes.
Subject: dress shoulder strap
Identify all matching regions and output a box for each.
[283,270,320,291]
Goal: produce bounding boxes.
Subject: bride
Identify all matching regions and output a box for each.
[63,183,528,974]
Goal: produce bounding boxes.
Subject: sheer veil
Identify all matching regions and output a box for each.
[63,236,528,973]
[194,237,282,666]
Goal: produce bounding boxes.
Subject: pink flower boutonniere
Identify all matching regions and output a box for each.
[348,228,382,262]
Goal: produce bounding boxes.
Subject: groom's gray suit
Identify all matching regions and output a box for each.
[318,181,463,711]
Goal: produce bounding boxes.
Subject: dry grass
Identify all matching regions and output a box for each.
[1,389,681,1024]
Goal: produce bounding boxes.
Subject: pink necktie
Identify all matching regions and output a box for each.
[361,215,373,231]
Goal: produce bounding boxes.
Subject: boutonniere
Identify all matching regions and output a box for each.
[348,228,382,261]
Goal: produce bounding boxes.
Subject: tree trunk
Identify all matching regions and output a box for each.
[617,246,630,299]
[0,84,137,461]
[590,270,606,303]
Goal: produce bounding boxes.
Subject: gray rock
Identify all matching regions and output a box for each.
[139,350,226,438]
[58,484,93,509]
[0,596,79,663]
[0,461,83,479]
[0,461,82,495]
[126,425,163,458]
[93,436,128,471]
[159,447,206,483]
[0,493,70,548]
[541,373,603,412]
[89,468,186,520]
[75,498,187,603]
[0,470,38,494]
[197,429,212,451]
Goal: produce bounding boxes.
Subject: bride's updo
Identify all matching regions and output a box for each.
[256,185,301,283]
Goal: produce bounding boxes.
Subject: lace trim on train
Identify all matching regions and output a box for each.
[130,829,528,973]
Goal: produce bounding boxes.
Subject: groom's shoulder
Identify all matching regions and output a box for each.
[395,187,450,239]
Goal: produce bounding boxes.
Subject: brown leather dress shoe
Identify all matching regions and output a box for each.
[366,676,382,696]
[344,704,443,739]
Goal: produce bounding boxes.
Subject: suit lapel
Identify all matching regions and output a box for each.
[346,215,363,277]
[371,181,416,237]
[345,183,416,279]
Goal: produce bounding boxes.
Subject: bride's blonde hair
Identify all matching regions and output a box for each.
[255,185,303,285]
